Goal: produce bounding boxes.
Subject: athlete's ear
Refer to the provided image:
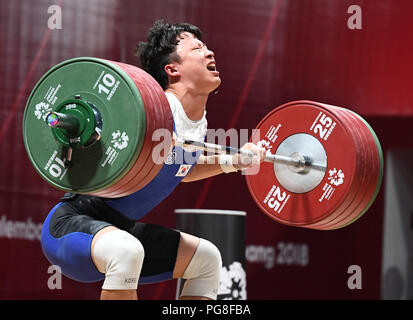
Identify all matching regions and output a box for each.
[164,63,180,78]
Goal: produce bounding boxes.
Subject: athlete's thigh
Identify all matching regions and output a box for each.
[127,223,199,284]
[41,202,111,283]
[173,232,200,279]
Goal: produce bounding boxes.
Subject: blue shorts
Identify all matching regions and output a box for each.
[41,195,181,284]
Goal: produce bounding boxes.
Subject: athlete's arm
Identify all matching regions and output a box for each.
[181,143,266,182]
[181,155,224,182]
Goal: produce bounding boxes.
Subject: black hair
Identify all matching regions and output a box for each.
[136,19,202,90]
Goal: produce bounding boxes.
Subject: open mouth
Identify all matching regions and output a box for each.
[206,63,217,72]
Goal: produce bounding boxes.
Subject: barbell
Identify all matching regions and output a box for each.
[175,138,327,172]
[22,57,383,230]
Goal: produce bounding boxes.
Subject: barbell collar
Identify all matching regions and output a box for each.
[45,97,103,148]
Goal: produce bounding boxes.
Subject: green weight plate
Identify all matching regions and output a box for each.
[22,57,146,194]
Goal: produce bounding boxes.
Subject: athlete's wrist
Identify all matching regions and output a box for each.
[218,154,238,173]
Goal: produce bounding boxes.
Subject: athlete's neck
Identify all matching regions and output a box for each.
[165,87,208,121]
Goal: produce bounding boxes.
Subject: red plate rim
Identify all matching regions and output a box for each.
[325,108,381,230]
[304,105,366,229]
[313,106,371,230]
[91,62,172,197]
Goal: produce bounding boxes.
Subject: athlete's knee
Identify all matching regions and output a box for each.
[180,238,222,300]
[92,229,144,290]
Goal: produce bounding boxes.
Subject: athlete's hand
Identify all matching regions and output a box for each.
[232,143,266,171]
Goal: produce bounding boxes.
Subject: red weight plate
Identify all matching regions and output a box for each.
[342,109,383,227]
[128,61,173,188]
[318,115,366,229]
[323,107,373,229]
[311,106,370,230]
[340,148,382,227]
[90,62,160,197]
[104,61,172,197]
[304,104,367,230]
[325,108,381,229]
[113,79,174,195]
[113,64,173,196]
[109,81,170,197]
[330,116,378,229]
[246,101,358,227]
[91,61,172,197]
[101,62,164,196]
[319,107,382,230]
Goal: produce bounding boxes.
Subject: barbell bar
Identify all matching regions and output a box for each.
[175,138,327,172]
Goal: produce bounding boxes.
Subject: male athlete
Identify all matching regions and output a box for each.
[41,20,265,300]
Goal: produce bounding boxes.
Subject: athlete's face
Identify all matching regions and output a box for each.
[169,32,221,93]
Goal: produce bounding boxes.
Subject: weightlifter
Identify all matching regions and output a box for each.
[40,20,266,300]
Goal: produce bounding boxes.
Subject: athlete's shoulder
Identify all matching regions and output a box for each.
[165,92,180,114]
